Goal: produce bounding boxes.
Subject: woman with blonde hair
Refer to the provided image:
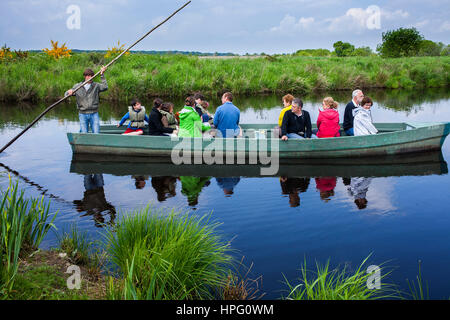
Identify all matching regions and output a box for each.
[316,97,341,138]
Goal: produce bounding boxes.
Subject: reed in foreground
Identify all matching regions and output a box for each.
[0,176,56,297]
[105,206,233,300]
[284,255,397,300]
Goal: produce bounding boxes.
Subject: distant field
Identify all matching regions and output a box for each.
[0,52,448,102]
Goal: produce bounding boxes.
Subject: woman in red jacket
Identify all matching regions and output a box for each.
[316,97,341,138]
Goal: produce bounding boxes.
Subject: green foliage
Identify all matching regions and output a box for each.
[333,41,355,57]
[105,206,233,300]
[406,261,430,300]
[441,45,450,56]
[58,225,94,266]
[351,46,373,57]
[0,176,56,297]
[294,49,332,57]
[284,255,397,300]
[418,40,445,56]
[377,27,423,58]
[8,265,90,300]
[0,52,448,102]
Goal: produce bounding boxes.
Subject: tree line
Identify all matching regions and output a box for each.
[294,27,449,58]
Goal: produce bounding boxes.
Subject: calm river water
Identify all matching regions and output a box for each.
[0,88,449,299]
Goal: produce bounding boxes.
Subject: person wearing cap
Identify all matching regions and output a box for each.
[65,66,108,133]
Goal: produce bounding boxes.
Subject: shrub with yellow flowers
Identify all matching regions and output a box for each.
[104,41,130,59]
[0,45,13,61]
[43,40,72,59]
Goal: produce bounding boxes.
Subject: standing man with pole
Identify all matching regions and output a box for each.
[65,66,108,133]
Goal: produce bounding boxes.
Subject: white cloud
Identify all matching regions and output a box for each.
[270,14,315,33]
[382,9,410,20]
[439,21,450,32]
[271,6,411,36]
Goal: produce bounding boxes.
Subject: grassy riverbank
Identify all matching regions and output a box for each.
[0,52,448,102]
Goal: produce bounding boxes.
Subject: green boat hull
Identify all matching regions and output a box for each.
[67,122,450,159]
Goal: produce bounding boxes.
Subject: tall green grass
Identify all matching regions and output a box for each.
[0,53,448,102]
[57,225,94,266]
[105,206,233,300]
[284,256,397,300]
[406,261,430,300]
[0,176,56,297]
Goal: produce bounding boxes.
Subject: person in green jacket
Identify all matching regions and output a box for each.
[178,96,211,137]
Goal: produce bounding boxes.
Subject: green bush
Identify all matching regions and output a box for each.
[105,206,233,300]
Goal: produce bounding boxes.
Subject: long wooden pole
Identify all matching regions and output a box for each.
[0,1,191,154]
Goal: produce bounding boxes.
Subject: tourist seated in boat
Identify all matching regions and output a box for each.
[280,98,313,140]
[160,102,178,130]
[278,94,294,127]
[117,98,149,135]
[316,97,341,138]
[200,100,213,123]
[353,97,378,136]
[179,96,211,137]
[148,98,178,136]
[343,89,364,136]
[194,92,213,122]
[214,92,241,138]
[273,94,294,138]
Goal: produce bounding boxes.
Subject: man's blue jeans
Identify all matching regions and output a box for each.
[287,133,305,139]
[79,112,100,133]
[345,128,354,136]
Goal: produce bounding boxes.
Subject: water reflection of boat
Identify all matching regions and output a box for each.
[67,122,450,158]
[70,151,448,178]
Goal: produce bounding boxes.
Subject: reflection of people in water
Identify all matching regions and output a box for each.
[216,177,241,196]
[315,177,337,202]
[132,175,149,189]
[73,174,116,227]
[179,176,211,206]
[151,176,177,202]
[280,177,310,207]
[347,177,372,210]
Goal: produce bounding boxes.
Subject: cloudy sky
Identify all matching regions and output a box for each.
[1,0,449,54]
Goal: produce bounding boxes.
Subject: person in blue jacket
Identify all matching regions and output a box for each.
[117,98,149,135]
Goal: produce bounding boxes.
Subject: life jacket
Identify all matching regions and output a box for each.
[159,109,178,127]
[128,106,146,128]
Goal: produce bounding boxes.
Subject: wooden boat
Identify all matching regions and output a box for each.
[70,151,448,178]
[67,122,450,160]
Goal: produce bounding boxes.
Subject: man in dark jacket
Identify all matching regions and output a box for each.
[343,89,364,136]
[281,98,312,140]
